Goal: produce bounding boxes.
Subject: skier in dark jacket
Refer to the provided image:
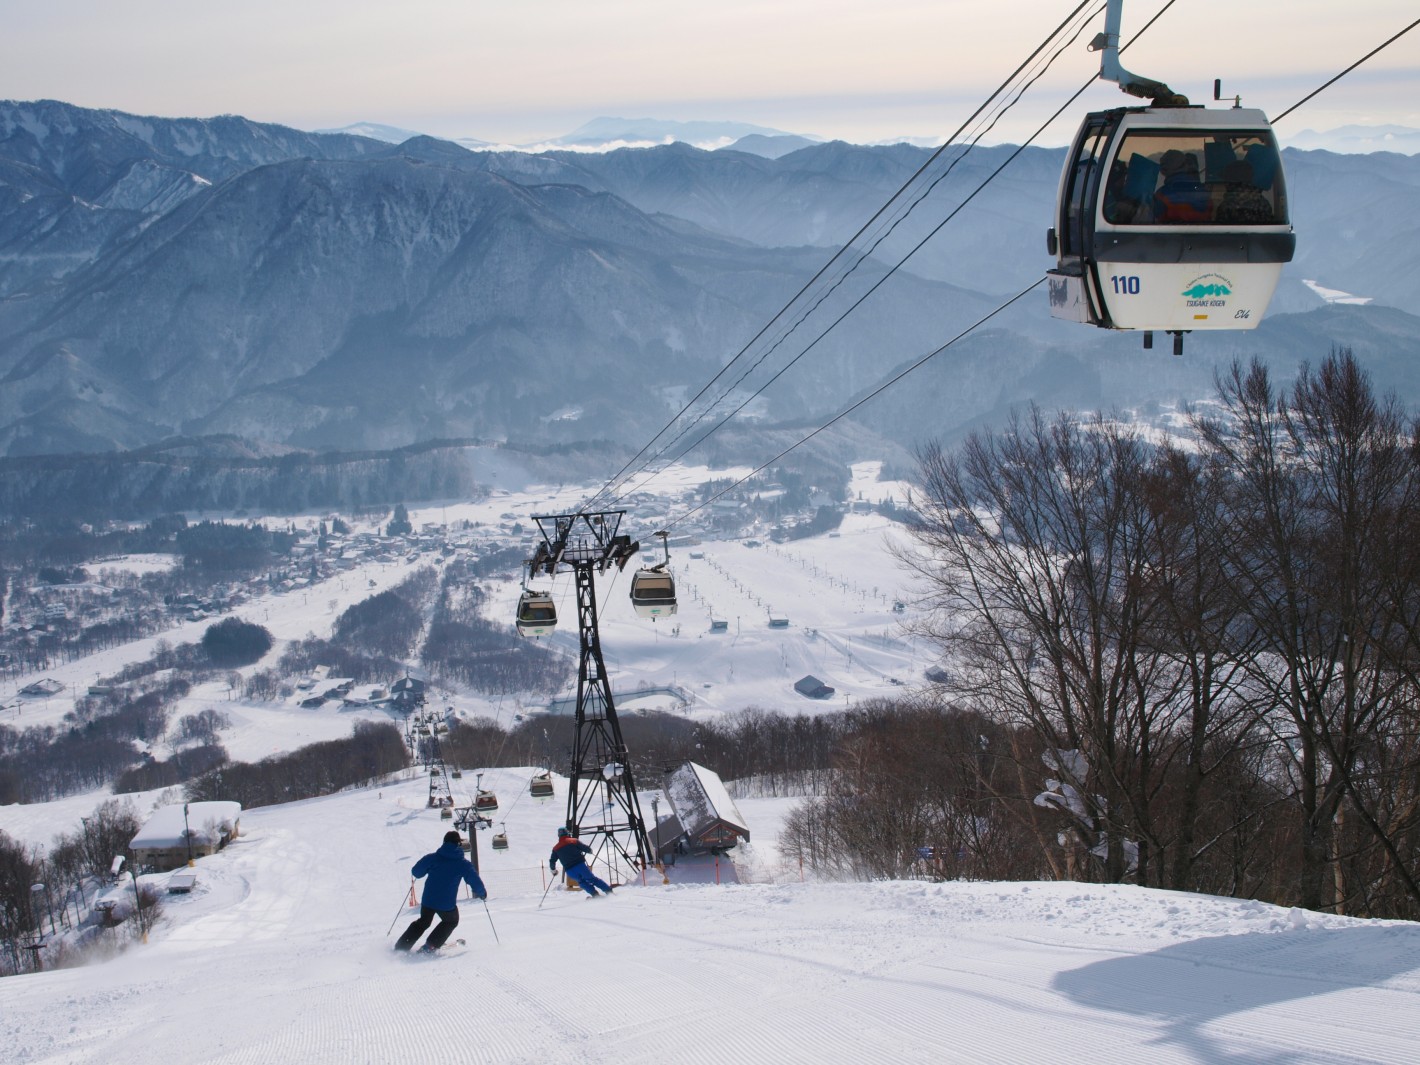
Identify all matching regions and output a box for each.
[395,831,488,952]
[549,827,614,897]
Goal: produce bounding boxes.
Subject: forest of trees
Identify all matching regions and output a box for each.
[420,559,567,696]
[0,799,147,976]
[894,351,1420,919]
[184,722,408,808]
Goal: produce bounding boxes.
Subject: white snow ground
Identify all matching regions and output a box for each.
[3,463,1420,1063]
[3,767,1418,1065]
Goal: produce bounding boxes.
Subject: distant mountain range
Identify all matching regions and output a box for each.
[2,98,1420,478]
[317,115,1420,158]
[316,116,823,156]
[1286,124,1420,156]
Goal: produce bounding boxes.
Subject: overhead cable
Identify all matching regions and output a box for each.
[581,0,1103,511]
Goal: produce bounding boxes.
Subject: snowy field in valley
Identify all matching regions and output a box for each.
[2,461,1419,1063]
[2,462,933,737]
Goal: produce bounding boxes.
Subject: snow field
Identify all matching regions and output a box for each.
[4,465,1420,1063]
[5,766,1420,1065]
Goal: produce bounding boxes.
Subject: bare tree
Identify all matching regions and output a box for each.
[1196,351,1420,913]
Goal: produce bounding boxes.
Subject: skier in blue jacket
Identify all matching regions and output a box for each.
[549,827,614,897]
[395,831,488,952]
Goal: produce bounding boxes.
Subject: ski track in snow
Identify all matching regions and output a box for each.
[4,772,1420,1065]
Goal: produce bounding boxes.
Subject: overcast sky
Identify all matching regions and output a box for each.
[5,1,1418,146]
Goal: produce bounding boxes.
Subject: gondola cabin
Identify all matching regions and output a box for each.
[475,789,498,813]
[1047,106,1294,348]
[515,590,557,638]
[630,567,677,619]
[529,772,555,798]
[491,828,509,851]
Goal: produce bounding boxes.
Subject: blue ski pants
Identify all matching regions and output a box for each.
[566,863,612,896]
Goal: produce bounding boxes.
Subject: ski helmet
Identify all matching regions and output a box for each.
[557,827,570,837]
[443,830,462,845]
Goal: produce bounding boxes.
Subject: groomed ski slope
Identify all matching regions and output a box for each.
[3,765,1419,1065]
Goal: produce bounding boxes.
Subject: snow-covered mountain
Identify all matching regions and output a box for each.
[3,100,1420,467]
[539,115,802,150]
[1287,123,1420,155]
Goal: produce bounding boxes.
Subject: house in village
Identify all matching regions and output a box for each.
[794,675,835,699]
[390,675,427,711]
[658,762,751,859]
[129,801,242,872]
[20,678,65,697]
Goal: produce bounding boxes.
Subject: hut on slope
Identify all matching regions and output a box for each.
[663,761,751,856]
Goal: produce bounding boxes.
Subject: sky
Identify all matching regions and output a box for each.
[4,1,1418,148]
[2,464,1419,1064]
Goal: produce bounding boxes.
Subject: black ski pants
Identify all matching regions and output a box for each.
[395,905,460,950]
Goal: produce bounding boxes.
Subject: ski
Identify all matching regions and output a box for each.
[399,938,467,959]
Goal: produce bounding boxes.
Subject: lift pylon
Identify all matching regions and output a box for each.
[529,511,651,883]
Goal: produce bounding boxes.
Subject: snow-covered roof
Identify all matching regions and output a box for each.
[664,762,750,841]
[130,802,242,849]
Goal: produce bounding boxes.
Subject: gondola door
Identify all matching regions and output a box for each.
[1048,114,1115,326]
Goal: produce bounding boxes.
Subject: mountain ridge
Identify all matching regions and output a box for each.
[2,99,1420,465]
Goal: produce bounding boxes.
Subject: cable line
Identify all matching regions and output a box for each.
[608,28,1115,509]
[599,6,1109,509]
[581,0,1103,512]
[665,278,1046,532]
[593,1,1408,523]
[1270,16,1420,126]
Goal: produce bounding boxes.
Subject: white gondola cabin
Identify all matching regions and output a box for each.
[1046,0,1294,353]
[515,590,557,638]
[629,566,677,619]
[529,771,555,798]
[1047,106,1294,346]
[475,789,499,813]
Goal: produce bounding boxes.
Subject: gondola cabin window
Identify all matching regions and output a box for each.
[1104,131,1285,226]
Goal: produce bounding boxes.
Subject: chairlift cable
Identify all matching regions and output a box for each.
[1269,16,1420,126]
[596,4,1400,522]
[581,0,1103,512]
[594,3,1108,508]
[609,19,1114,509]
[664,278,1045,532]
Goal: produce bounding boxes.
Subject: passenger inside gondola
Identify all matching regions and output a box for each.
[1152,149,1210,222]
[1104,132,1285,228]
[1215,161,1275,223]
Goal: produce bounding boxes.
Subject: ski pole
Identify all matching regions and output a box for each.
[537,871,557,910]
[387,881,414,936]
[481,898,500,944]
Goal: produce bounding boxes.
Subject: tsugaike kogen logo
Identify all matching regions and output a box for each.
[1183,274,1232,306]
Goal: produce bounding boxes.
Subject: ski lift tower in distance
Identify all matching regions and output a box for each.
[529,510,652,883]
[1045,0,1294,355]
